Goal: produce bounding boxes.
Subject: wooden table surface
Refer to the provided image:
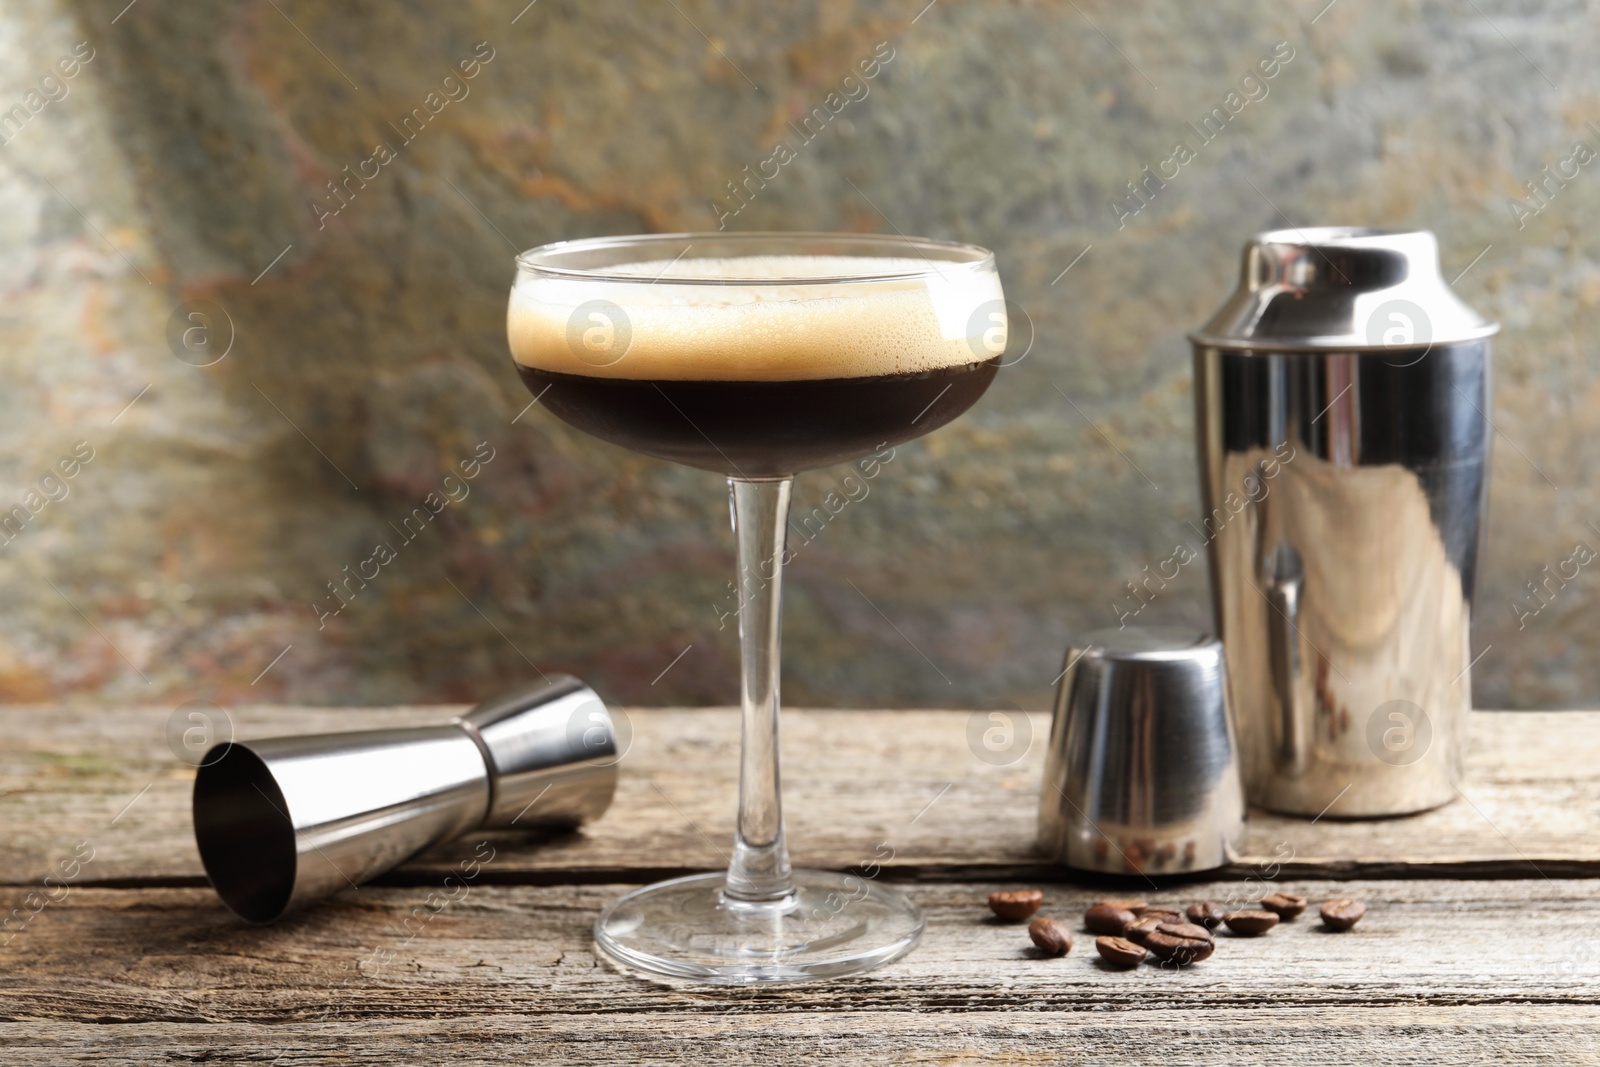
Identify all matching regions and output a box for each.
[3,705,1599,1065]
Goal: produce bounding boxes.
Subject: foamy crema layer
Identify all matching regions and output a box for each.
[508,255,1005,381]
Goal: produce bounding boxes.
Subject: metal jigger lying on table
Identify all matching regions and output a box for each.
[191,675,619,923]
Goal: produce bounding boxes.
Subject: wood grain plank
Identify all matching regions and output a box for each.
[3,1008,1598,1067]
[4,706,1599,884]
[3,880,1599,1022]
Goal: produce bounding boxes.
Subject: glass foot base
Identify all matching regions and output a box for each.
[594,869,924,984]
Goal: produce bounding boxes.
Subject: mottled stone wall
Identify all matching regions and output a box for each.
[1,0,1595,709]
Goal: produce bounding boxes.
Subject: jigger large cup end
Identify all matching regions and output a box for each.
[191,742,298,923]
[193,726,490,924]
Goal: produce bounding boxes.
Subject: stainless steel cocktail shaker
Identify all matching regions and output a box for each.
[1191,228,1497,817]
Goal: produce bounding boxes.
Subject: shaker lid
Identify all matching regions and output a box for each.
[1040,625,1243,875]
[1188,227,1499,351]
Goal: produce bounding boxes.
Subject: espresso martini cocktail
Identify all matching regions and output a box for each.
[509,248,1003,476]
[506,233,1006,983]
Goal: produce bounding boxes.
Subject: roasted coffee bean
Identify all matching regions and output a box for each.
[1320,898,1366,931]
[1029,917,1072,956]
[1138,908,1184,926]
[1155,921,1213,942]
[988,889,1044,922]
[1144,922,1215,964]
[1099,898,1150,915]
[1095,935,1147,968]
[1223,909,1280,936]
[1084,903,1136,935]
[1124,915,1165,945]
[1185,901,1227,929]
[1261,892,1308,919]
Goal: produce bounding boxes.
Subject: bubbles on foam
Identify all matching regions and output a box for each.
[508,254,1004,381]
[602,255,936,282]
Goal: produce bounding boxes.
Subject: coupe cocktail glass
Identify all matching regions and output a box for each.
[507,232,1006,982]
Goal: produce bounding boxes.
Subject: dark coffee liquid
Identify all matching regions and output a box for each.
[516,359,999,476]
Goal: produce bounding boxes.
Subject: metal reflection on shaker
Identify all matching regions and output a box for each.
[191,675,619,923]
[1190,227,1498,817]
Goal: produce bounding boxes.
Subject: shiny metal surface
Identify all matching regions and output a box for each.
[193,726,487,923]
[193,677,619,923]
[457,674,620,829]
[1037,628,1245,875]
[1192,228,1494,817]
[1189,227,1498,351]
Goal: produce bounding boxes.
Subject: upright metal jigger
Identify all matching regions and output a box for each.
[1191,227,1497,817]
[1038,627,1246,875]
[192,675,618,923]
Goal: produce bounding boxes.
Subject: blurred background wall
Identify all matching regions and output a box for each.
[1,0,1595,709]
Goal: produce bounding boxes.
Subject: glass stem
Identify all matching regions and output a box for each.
[723,476,796,904]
